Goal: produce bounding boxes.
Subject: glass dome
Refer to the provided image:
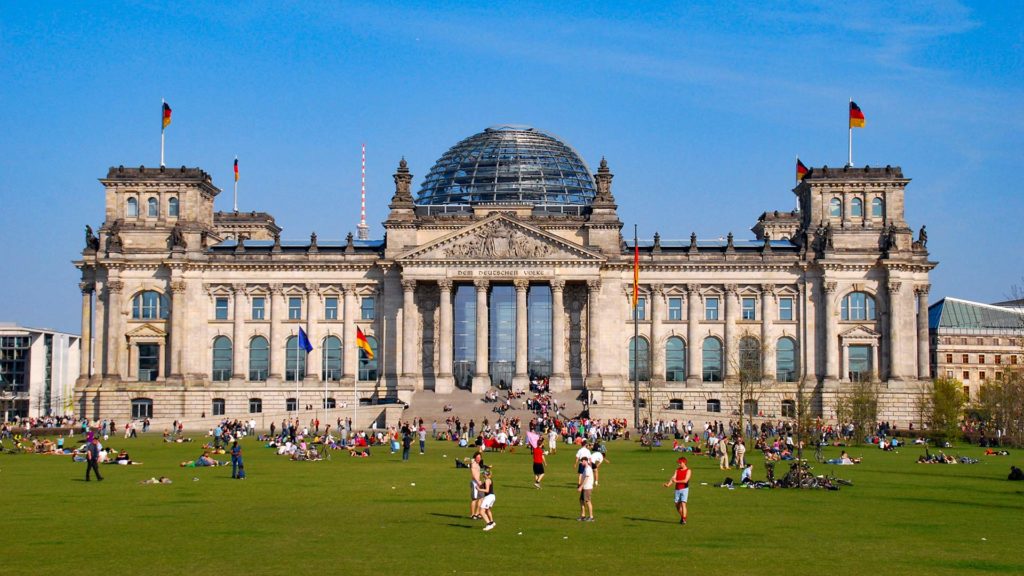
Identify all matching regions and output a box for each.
[415,125,596,208]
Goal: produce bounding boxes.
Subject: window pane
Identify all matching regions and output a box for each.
[252,297,265,320]
[851,198,863,217]
[705,297,719,321]
[361,297,375,320]
[779,297,793,321]
[668,298,682,321]
[215,298,229,320]
[285,336,307,380]
[148,197,159,217]
[359,336,378,381]
[325,297,339,320]
[776,338,797,382]
[666,337,686,382]
[848,344,872,380]
[527,285,552,378]
[702,338,722,381]
[138,344,159,381]
[629,337,650,381]
[168,197,179,217]
[249,337,268,381]
[829,198,841,217]
[742,298,756,320]
[871,198,883,217]
[249,398,262,413]
[288,297,302,320]
[126,197,138,217]
[212,336,232,381]
[322,336,342,381]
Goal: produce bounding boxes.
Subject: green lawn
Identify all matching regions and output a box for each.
[3,434,1022,575]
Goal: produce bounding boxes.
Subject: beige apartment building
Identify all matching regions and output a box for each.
[73,125,935,424]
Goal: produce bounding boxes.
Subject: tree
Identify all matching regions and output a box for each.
[729,333,771,442]
[977,370,1024,447]
[929,377,966,444]
[834,375,879,445]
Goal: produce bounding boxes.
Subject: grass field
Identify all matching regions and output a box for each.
[4,433,1023,576]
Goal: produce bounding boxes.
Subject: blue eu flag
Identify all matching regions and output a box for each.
[298,327,313,353]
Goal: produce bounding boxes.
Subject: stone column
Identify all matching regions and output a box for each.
[269,284,284,380]
[842,343,850,381]
[104,279,123,380]
[761,284,776,381]
[586,279,602,384]
[169,280,186,378]
[472,280,490,393]
[231,283,247,379]
[723,284,738,382]
[305,284,320,380]
[916,284,931,380]
[513,279,530,390]
[436,279,454,394]
[342,284,357,381]
[650,284,664,383]
[79,282,93,378]
[686,284,702,386]
[401,279,419,388]
[823,281,838,386]
[549,279,567,392]
[888,280,902,381]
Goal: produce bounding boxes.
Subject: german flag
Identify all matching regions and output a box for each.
[162,102,172,130]
[796,158,809,181]
[234,158,239,182]
[356,326,374,360]
[849,101,865,128]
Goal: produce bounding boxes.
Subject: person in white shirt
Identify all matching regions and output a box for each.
[590,448,607,486]
[575,444,592,475]
[577,456,595,521]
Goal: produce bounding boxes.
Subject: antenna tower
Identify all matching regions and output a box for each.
[357,143,369,240]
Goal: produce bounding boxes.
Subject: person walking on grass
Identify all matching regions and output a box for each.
[230,441,243,479]
[470,451,484,520]
[479,469,496,531]
[663,457,691,525]
[85,438,103,482]
[532,442,546,488]
[577,456,595,521]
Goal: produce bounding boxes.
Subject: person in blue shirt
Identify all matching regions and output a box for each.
[230,441,243,479]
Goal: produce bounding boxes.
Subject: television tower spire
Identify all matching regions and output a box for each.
[357,143,369,240]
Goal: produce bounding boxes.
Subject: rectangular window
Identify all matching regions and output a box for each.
[288,297,302,320]
[1013,355,1019,365]
[0,336,30,391]
[962,354,969,364]
[705,297,719,321]
[668,297,683,321]
[963,371,970,381]
[286,398,298,412]
[741,297,756,321]
[979,354,986,364]
[634,297,646,321]
[251,297,265,320]
[946,370,954,378]
[995,355,1002,365]
[963,385,970,398]
[995,371,1002,380]
[215,297,229,320]
[325,297,339,320]
[980,371,987,380]
[248,398,262,414]
[361,296,375,320]
[977,338,984,345]
[212,399,225,416]
[945,353,953,364]
[778,297,793,321]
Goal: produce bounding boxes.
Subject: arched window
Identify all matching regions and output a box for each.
[738,336,762,379]
[851,198,863,217]
[248,336,268,381]
[132,291,169,320]
[211,336,232,381]
[871,197,883,217]
[322,335,342,381]
[666,336,686,382]
[829,198,842,217]
[147,197,159,217]
[126,197,138,217]
[776,337,798,382]
[667,398,684,410]
[841,292,877,321]
[285,336,307,381]
[629,337,650,382]
[168,197,179,217]
[702,337,722,382]
[358,335,378,381]
[131,398,153,419]
[706,398,721,413]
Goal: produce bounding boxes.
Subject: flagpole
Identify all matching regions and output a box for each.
[233,156,238,212]
[633,224,639,427]
[295,331,300,418]
[847,98,853,167]
[160,98,166,167]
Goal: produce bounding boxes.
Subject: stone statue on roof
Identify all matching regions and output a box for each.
[85,225,99,251]
[918,225,927,249]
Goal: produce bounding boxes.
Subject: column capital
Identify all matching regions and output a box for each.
[549,279,565,292]
[170,280,187,294]
[341,283,356,295]
[761,283,776,296]
[586,279,601,291]
[685,283,701,295]
[651,283,664,296]
[513,279,530,292]
[401,279,417,292]
[474,279,490,290]
[437,278,453,291]
[914,284,931,296]
[232,283,247,294]
[305,282,321,296]
[106,280,124,294]
[79,282,95,294]
[824,281,837,294]
[724,283,738,294]
[269,283,284,295]
[888,280,902,294]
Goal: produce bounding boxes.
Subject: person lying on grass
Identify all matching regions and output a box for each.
[180,452,226,467]
[826,450,861,465]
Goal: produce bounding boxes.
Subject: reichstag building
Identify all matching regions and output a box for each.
[74,125,936,423]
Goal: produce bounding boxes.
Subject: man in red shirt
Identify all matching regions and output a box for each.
[663,457,691,525]
[532,443,546,488]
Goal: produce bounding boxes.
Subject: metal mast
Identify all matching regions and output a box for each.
[357,143,369,240]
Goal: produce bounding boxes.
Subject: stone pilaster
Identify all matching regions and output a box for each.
[79,282,93,378]
[104,279,123,380]
[401,279,420,388]
[513,279,530,389]
[169,280,187,378]
[342,284,357,381]
[585,279,602,387]
[549,279,567,392]
[436,279,454,393]
[888,280,902,381]
[916,284,931,380]
[823,281,838,386]
[650,284,665,384]
[269,283,284,380]
[686,284,702,386]
[761,284,776,381]
[231,283,246,379]
[305,283,320,381]
[723,284,738,382]
[472,279,490,393]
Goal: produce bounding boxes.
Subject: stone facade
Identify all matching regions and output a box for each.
[74,142,936,425]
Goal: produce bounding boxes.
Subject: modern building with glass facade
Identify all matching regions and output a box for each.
[0,323,80,420]
[74,125,936,423]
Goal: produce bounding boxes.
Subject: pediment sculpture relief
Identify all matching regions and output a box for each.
[435,221,557,259]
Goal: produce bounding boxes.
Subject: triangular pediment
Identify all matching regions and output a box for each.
[839,325,881,339]
[126,323,168,338]
[396,214,605,263]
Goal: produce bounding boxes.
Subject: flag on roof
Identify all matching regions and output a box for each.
[796,158,809,181]
[162,102,172,130]
[849,101,865,129]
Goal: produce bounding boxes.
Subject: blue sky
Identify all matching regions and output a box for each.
[1,1,1022,333]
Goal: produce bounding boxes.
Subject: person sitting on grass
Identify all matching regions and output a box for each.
[180,452,225,467]
[113,449,141,465]
[347,446,371,458]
